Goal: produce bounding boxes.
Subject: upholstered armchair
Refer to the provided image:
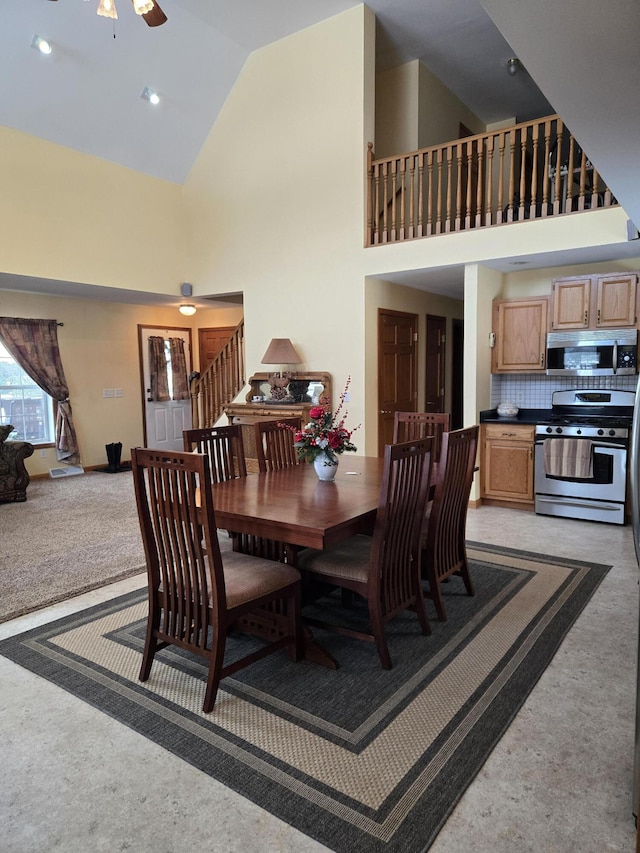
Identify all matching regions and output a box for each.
[0,425,34,503]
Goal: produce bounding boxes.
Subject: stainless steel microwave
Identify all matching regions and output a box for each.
[546,328,638,376]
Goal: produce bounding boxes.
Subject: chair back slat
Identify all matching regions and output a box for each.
[393,412,450,462]
[183,424,246,482]
[369,437,433,614]
[255,418,302,472]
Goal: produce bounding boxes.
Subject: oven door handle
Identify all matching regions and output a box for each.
[535,439,626,451]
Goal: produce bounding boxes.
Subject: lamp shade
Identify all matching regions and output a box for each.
[261,338,300,365]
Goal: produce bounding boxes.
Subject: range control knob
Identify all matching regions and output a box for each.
[609,429,616,436]
[555,427,563,434]
[597,428,604,436]
[546,426,553,433]
[576,429,582,435]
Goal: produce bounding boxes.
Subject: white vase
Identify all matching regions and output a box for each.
[313,452,339,481]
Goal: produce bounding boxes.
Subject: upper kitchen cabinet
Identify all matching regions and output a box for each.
[492,297,549,373]
[550,273,638,330]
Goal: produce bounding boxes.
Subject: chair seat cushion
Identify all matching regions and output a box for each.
[222,550,300,609]
[297,534,371,583]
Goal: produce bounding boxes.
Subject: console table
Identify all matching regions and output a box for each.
[224,372,331,469]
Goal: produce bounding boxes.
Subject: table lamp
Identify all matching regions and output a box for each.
[261,338,301,400]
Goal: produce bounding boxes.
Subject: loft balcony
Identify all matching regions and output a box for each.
[366,114,617,247]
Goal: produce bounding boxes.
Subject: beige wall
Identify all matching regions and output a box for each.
[0,126,184,295]
[374,60,484,159]
[1,287,242,476]
[183,7,376,442]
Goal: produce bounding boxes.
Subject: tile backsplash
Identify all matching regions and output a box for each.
[491,374,638,410]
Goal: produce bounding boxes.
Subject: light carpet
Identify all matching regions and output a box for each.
[0,471,145,623]
[0,543,610,852]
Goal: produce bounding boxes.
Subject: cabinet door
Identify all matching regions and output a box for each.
[482,427,534,502]
[595,273,638,327]
[551,278,591,330]
[492,298,548,373]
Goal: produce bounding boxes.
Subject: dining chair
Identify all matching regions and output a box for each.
[255,417,302,473]
[131,447,303,713]
[420,425,479,622]
[183,424,247,482]
[297,437,433,669]
[393,411,451,463]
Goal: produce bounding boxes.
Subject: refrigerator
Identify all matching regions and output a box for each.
[631,375,640,822]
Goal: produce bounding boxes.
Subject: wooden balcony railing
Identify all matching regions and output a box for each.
[190,319,245,429]
[366,114,617,246]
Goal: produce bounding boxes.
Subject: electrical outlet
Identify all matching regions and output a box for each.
[103,388,115,398]
[40,449,47,458]
[115,389,123,398]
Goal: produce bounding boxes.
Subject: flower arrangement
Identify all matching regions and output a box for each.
[280,377,359,464]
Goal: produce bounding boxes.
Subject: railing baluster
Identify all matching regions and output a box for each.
[390,158,398,241]
[497,132,505,223]
[436,149,443,234]
[530,123,539,218]
[420,151,427,237]
[408,155,416,238]
[566,136,575,213]
[485,135,494,226]
[382,161,389,243]
[519,127,527,220]
[542,119,551,216]
[455,143,463,231]
[446,145,454,233]
[475,139,484,228]
[507,129,516,222]
[553,119,563,215]
[399,156,407,240]
[465,139,473,230]
[578,149,587,211]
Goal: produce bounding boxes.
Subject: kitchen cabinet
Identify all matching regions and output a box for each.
[492,297,548,373]
[550,273,638,330]
[480,423,535,505]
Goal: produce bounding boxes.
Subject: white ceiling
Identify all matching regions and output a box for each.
[3,0,639,304]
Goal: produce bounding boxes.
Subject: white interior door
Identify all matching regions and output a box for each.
[140,326,192,451]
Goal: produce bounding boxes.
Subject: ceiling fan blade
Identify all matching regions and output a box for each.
[142,1,167,27]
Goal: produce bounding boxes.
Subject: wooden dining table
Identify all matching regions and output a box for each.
[211,455,386,556]
[209,455,385,668]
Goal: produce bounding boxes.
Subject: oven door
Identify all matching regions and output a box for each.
[534,438,627,502]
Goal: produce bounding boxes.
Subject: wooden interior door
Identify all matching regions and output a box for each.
[377,309,418,455]
[451,318,464,430]
[425,314,446,413]
[198,326,236,371]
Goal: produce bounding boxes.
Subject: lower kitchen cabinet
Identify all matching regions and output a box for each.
[480,423,535,505]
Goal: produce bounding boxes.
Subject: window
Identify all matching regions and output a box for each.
[0,342,55,444]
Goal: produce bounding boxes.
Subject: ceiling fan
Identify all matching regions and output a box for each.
[47,0,167,28]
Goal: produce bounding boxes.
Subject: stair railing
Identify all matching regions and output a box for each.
[190,319,245,429]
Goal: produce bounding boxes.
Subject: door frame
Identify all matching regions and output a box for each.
[377,308,418,455]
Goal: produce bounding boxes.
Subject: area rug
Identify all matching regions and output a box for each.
[0,543,610,853]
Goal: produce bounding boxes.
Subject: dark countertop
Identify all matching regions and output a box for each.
[479,408,551,425]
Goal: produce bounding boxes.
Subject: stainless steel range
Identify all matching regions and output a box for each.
[534,389,635,525]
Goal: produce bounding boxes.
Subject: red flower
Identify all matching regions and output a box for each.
[309,405,325,420]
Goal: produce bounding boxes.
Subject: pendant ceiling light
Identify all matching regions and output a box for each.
[48,0,168,28]
[97,0,118,19]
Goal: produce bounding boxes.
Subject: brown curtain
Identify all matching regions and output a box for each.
[0,317,80,464]
[148,336,170,402]
[169,337,190,400]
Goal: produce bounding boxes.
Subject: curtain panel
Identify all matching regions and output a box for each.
[0,318,80,464]
[148,336,170,402]
[169,337,190,400]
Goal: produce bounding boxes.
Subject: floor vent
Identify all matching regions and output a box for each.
[49,465,85,479]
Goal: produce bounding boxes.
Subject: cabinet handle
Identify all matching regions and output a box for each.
[584,310,588,326]
[502,432,517,436]
[597,309,601,323]
[540,352,545,367]
[529,446,533,459]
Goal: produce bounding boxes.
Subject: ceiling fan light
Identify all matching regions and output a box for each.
[97,0,118,20]
[179,304,196,316]
[132,0,155,15]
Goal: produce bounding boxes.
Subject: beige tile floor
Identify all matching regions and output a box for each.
[1,506,638,852]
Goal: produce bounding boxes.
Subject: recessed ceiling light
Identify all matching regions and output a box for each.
[31,34,52,55]
[141,86,160,105]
